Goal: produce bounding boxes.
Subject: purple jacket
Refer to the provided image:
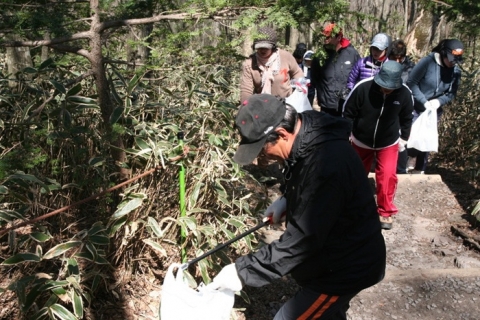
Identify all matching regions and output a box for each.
[347,56,387,90]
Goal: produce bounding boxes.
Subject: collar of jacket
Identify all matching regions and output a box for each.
[284,112,351,171]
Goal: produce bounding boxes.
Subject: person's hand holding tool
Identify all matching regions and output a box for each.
[262,196,286,224]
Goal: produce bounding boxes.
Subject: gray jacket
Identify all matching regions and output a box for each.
[406,53,461,113]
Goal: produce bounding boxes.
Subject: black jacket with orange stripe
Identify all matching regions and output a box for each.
[235,111,386,295]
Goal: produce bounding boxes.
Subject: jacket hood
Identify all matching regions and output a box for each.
[339,38,351,49]
[286,111,352,168]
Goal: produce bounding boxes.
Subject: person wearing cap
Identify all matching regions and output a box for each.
[302,50,315,106]
[405,38,463,173]
[346,32,392,91]
[387,39,416,174]
[240,26,303,103]
[310,22,360,115]
[343,61,414,230]
[209,94,386,319]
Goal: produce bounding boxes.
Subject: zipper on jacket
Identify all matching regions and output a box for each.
[372,95,386,148]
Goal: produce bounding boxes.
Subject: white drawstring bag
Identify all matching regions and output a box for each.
[407,109,438,152]
[160,263,235,320]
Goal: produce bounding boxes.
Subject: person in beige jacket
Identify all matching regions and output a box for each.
[240,27,304,103]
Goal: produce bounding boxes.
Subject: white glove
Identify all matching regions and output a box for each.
[398,139,407,152]
[208,263,243,292]
[262,196,287,224]
[424,99,440,111]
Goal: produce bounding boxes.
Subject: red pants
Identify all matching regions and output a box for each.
[352,143,399,217]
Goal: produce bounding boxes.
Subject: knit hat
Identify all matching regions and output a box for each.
[374,61,403,90]
[234,94,286,165]
[443,39,464,63]
[253,27,277,50]
[371,33,391,51]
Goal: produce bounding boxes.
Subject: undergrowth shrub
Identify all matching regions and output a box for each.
[0,50,268,319]
[437,65,480,187]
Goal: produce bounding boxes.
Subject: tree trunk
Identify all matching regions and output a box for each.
[5,35,32,89]
[91,0,129,180]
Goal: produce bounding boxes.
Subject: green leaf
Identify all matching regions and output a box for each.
[32,307,49,319]
[127,73,141,94]
[2,253,40,265]
[74,250,94,262]
[0,185,8,194]
[23,67,38,74]
[39,58,54,70]
[135,137,150,150]
[85,242,98,260]
[43,241,82,260]
[142,239,167,256]
[49,303,77,320]
[23,284,42,312]
[7,173,50,193]
[108,215,127,236]
[66,83,82,97]
[30,232,52,243]
[111,198,144,220]
[88,157,105,167]
[178,216,197,231]
[109,107,124,124]
[67,258,79,276]
[0,210,26,222]
[147,217,164,237]
[87,222,106,236]
[73,290,83,318]
[88,235,109,245]
[62,109,72,128]
[67,95,97,105]
[49,80,66,94]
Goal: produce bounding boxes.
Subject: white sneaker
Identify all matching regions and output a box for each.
[406,157,416,171]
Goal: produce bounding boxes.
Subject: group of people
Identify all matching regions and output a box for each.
[208,25,464,319]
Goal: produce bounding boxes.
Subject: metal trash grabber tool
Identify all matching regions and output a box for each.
[180,217,272,270]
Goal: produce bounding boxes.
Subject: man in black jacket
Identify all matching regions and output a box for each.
[343,61,414,230]
[311,23,360,116]
[209,94,386,319]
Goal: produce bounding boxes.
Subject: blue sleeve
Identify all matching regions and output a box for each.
[406,57,430,105]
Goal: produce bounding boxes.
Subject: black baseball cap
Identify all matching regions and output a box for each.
[444,39,464,64]
[234,94,286,165]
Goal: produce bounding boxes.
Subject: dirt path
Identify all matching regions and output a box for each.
[235,174,480,320]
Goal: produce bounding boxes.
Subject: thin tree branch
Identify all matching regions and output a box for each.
[48,44,91,59]
[1,31,93,47]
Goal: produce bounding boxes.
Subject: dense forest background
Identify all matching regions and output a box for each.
[0,0,479,319]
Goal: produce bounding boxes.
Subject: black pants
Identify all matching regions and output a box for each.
[274,285,359,320]
[396,149,408,174]
[407,148,428,172]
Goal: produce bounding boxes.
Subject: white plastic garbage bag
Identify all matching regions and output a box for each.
[407,109,438,152]
[160,263,235,320]
[286,79,312,113]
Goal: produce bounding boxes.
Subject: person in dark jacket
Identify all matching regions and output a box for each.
[311,23,360,116]
[405,38,463,173]
[209,94,386,319]
[388,39,415,174]
[343,61,414,230]
[346,33,391,90]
